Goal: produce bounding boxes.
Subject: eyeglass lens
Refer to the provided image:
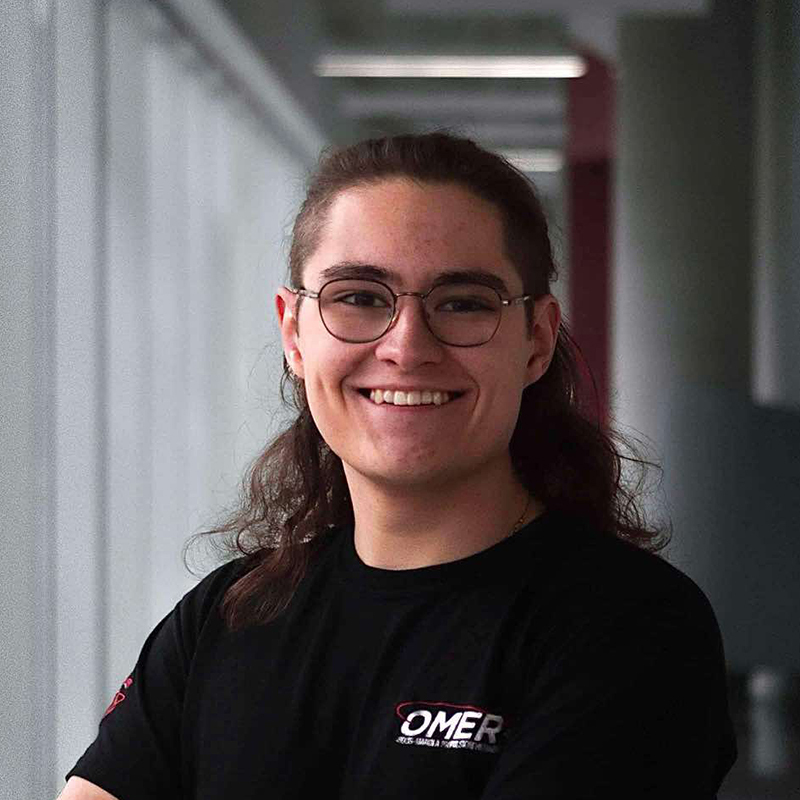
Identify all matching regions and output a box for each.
[318,279,502,346]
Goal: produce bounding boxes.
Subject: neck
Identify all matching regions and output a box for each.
[344,459,543,570]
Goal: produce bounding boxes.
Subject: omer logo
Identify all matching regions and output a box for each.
[395,701,507,754]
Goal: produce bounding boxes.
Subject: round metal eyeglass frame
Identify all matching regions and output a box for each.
[285,278,533,347]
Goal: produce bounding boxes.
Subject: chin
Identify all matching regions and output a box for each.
[345,457,469,492]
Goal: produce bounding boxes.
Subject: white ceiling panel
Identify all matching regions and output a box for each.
[339,88,564,119]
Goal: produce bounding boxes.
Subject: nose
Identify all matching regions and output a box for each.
[373,294,444,368]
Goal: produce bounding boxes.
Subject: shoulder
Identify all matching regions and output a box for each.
[519,514,723,652]
[187,555,248,603]
[533,513,711,603]
[578,529,714,619]
[175,536,339,632]
[170,556,250,638]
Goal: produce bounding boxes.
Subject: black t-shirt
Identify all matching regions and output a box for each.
[66,511,737,798]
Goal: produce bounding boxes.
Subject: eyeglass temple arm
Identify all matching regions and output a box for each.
[286,286,320,299]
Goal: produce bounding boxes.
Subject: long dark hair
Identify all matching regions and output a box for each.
[185,132,670,632]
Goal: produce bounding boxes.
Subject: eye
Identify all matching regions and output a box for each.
[436,297,495,313]
[429,283,500,315]
[337,291,391,308]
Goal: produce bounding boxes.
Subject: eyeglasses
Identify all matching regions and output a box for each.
[286,278,531,347]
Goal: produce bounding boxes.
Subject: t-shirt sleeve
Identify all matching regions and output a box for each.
[65,559,242,800]
[480,570,738,799]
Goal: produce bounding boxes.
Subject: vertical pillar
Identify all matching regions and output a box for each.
[615,0,754,644]
[753,0,800,407]
[567,52,614,423]
[615,0,800,674]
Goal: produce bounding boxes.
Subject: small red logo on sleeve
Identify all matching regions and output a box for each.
[103,676,133,718]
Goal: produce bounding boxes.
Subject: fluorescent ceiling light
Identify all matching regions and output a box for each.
[316,55,586,79]
[498,148,564,173]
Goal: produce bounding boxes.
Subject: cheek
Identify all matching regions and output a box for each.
[304,354,345,402]
[474,365,527,426]
[477,352,527,393]
[299,341,363,412]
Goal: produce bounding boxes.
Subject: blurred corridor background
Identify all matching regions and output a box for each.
[2,0,799,797]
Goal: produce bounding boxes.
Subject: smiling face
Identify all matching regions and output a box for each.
[276,179,559,493]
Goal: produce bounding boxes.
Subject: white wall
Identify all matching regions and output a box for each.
[0,0,325,796]
[1,4,60,796]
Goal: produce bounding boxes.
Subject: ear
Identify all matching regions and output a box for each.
[275,288,305,381]
[524,294,561,386]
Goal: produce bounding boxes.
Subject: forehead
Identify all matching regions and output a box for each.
[303,179,518,290]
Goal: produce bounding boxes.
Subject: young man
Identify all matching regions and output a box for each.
[62,133,736,799]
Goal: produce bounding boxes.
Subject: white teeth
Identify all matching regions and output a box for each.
[367,389,453,406]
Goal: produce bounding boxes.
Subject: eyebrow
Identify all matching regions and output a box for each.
[317,261,511,295]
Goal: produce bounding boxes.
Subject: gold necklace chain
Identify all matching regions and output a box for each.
[507,493,531,539]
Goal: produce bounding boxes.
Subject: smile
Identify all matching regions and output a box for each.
[361,389,463,406]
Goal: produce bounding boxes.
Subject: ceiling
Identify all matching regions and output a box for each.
[218,0,711,187]
[311,0,709,175]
